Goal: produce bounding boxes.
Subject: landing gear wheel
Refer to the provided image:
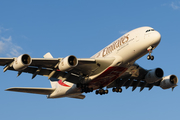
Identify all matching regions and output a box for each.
[147,55,154,60]
[95,88,108,95]
[95,90,99,95]
[79,84,94,93]
[112,88,116,92]
[147,46,154,61]
[150,55,154,60]
[105,90,108,94]
[147,55,151,60]
[119,88,122,93]
[112,87,122,93]
[115,88,119,92]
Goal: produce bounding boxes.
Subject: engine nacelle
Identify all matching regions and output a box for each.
[58,55,78,72]
[145,68,164,83]
[13,54,32,71]
[160,75,178,89]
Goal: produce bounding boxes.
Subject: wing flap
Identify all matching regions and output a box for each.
[71,57,115,75]
[5,87,55,95]
[31,58,59,68]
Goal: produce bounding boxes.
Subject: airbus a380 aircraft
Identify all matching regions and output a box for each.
[1,26,178,99]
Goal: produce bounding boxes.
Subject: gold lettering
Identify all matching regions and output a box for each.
[113,41,116,50]
[96,52,100,58]
[122,34,129,44]
[109,45,113,52]
[101,34,129,57]
[116,39,120,48]
[102,49,106,57]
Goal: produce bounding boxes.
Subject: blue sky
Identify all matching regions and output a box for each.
[0,0,180,120]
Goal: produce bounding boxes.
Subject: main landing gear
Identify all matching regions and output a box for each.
[95,87,123,95]
[112,87,122,93]
[77,84,93,93]
[147,46,154,60]
[95,89,108,95]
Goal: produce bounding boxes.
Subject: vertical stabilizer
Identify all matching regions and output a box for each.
[49,78,60,88]
[43,52,58,88]
[43,52,54,58]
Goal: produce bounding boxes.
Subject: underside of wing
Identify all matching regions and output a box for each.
[0,58,14,66]
[5,87,55,95]
[107,63,159,91]
[70,57,115,76]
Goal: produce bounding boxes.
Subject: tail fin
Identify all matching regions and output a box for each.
[49,78,59,88]
[43,52,54,58]
[43,52,59,88]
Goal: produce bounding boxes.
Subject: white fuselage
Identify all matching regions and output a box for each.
[48,26,161,98]
[92,26,161,63]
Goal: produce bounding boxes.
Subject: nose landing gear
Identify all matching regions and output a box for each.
[147,46,154,60]
[147,55,154,60]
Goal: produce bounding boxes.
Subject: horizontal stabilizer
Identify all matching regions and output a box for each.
[68,94,86,99]
[6,87,55,95]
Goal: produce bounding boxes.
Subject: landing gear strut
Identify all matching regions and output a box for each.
[147,46,154,60]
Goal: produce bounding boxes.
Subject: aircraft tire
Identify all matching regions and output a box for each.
[151,56,154,60]
[147,55,151,60]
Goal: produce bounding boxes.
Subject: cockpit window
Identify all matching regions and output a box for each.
[146,29,155,32]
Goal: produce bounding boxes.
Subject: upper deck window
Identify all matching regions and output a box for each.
[146,29,155,33]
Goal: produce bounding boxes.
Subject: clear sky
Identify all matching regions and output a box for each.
[0,0,180,120]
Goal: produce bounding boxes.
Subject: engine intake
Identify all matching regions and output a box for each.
[160,75,178,89]
[13,54,32,71]
[58,55,78,71]
[145,68,164,83]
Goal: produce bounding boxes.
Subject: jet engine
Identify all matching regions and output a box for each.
[13,54,32,71]
[160,75,178,89]
[145,68,164,83]
[58,55,78,72]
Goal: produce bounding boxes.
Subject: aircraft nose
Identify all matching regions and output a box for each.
[151,31,161,47]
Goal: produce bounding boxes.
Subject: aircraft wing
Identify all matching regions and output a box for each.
[0,57,95,70]
[107,63,164,91]
[0,55,115,84]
